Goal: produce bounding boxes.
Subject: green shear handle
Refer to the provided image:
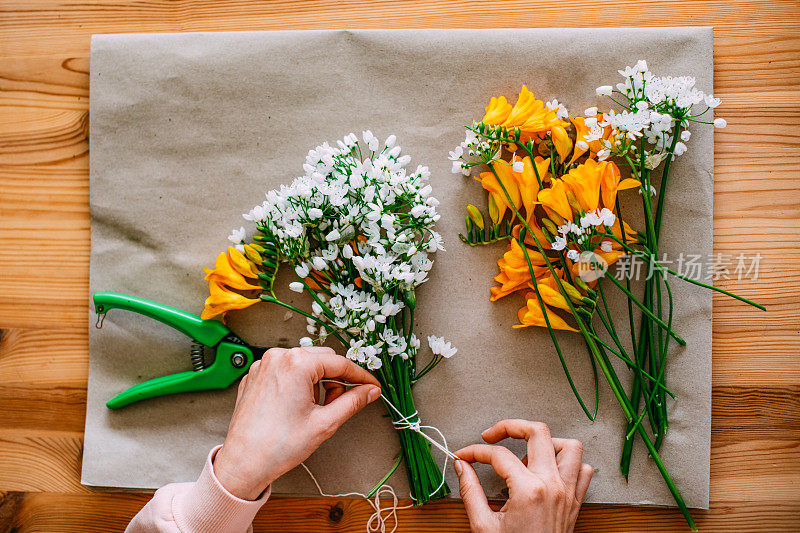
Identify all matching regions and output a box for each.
[93,292,261,409]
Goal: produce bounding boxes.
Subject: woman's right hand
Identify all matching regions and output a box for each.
[454,419,593,533]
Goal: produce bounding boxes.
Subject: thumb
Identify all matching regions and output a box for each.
[319,384,381,431]
[455,459,493,529]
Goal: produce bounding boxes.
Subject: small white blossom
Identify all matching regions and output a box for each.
[298,337,313,347]
[714,118,727,128]
[228,227,246,244]
[289,282,304,292]
[596,85,613,96]
[704,95,720,108]
[295,263,310,278]
[427,335,457,358]
[546,99,569,119]
[362,130,379,151]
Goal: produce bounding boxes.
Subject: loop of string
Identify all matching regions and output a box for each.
[300,463,412,533]
[299,379,459,533]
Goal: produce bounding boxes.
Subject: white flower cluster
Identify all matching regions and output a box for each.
[239,132,455,370]
[448,129,499,176]
[244,131,443,292]
[303,282,419,370]
[546,99,570,120]
[591,60,724,165]
[551,207,616,253]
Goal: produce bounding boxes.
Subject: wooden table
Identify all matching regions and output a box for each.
[1,1,798,531]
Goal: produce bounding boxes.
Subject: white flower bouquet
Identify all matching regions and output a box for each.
[201,132,454,503]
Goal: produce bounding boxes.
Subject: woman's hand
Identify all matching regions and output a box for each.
[454,419,593,533]
[213,346,381,500]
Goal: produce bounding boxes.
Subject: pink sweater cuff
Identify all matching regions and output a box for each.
[171,445,270,532]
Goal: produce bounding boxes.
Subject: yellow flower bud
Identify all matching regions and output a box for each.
[243,244,264,265]
[488,194,501,224]
[551,125,573,163]
[566,190,583,214]
[542,218,559,236]
[466,204,485,230]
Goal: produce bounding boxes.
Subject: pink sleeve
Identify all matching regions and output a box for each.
[126,445,270,533]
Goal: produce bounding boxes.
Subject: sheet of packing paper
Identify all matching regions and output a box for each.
[85,28,713,508]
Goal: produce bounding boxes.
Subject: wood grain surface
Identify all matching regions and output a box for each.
[1,1,798,531]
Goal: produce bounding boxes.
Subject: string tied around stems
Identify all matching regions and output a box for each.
[299,379,459,533]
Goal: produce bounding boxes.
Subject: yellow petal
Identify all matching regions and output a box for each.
[513,293,578,331]
[482,96,512,125]
[517,156,547,219]
[201,280,260,319]
[618,178,641,190]
[537,179,574,221]
[227,247,260,278]
[204,251,261,291]
[563,159,603,212]
[551,126,573,163]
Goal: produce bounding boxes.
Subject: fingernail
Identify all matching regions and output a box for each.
[454,460,463,476]
[368,387,381,402]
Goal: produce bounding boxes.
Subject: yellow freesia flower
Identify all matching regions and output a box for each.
[201,280,261,320]
[598,160,640,209]
[490,238,547,301]
[513,289,578,331]
[204,248,262,291]
[482,86,566,140]
[562,159,605,212]
[478,160,522,222]
[536,178,573,221]
[227,246,260,278]
[482,96,512,125]
[517,155,549,221]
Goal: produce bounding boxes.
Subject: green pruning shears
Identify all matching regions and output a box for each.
[93,292,268,409]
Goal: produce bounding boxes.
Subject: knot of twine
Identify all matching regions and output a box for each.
[300,379,458,533]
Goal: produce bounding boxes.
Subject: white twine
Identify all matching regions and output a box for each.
[300,463,413,533]
[299,379,458,533]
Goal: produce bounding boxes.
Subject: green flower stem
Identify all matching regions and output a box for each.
[615,197,639,351]
[654,129,682,237]
[260,295,349,346]
[627,274,675,440]
[629,149,666,438]
[601,233,766,311]
[365,454,403,499]
[488,165,696,530]
[603,273,685,345]
[587,332,675,398]
[594,279,674,400]
[518,231,598,420]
